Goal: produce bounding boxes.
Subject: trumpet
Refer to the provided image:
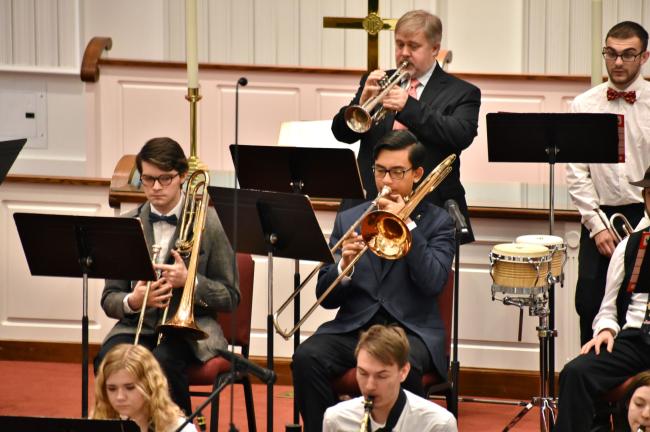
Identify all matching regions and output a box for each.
[359,396,374,432]
[594,208,634,243]
[157,169,210,340]
[134,244,162,345]
[345,61,411,133]
[272,154,456,339]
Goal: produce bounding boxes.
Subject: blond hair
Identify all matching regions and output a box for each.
[92,344,186,432]
[395,10,442,46]
[355,324,410,368]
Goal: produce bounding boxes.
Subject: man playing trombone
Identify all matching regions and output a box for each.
[292,130,455,431]
[94,137,239,415]
[332,9,480,243]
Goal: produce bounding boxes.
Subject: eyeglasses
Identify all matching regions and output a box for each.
[140,173,179,187]
[601,48,644,62]
[372,166,412,180]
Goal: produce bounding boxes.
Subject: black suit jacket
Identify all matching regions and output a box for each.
[332,63,481,242]
[315,200,455,378]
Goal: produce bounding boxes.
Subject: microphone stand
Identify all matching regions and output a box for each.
[450,224,461,417]
[174,374,237,432]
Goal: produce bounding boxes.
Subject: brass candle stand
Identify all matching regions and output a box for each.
[185,87,207,174]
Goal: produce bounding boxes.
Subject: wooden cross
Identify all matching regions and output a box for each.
[323,0,397,70]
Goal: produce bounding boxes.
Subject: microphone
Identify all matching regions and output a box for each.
[237,77,248,87]
[444,199,469,234]
[217,348,277,385]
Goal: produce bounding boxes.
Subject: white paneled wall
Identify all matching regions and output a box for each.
[2,0,650,74]
[0,0,79,70]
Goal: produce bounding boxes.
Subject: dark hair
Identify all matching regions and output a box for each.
[625,371,650,410]
[607,21,649,52]
[135,137,188,175]
[372,130,426,169]
[355,324,410,368]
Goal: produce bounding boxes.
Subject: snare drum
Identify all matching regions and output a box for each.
[490,243,551,295]
[515,234,567,280]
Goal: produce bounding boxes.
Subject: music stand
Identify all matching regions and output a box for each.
[209,186,333,432]
[0,138,27,184]
[0,416,139,432]
[13,213,157,418]
[486,112,620,431]
[230,144,363,428]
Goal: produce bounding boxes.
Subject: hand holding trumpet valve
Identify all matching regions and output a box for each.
[360,69,387,105]
[381,85,409,112]
[154,249,189,289]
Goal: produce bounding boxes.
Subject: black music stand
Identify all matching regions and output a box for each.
[230,144,363,429]
[0,416,139,432]
[486,112,620,431]
[13,213,157,418]
[209,186,333,432]
[0,138,27,184]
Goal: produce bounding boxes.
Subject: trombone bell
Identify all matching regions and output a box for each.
[361,210,411,260]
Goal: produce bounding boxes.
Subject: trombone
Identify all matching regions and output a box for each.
[157,169,211,341]
[272,154,457,340]
[345,61,411,133]
[595,208,634,243]
[134,244,162,345]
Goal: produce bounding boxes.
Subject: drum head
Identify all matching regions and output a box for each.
[492,242,549,259]
[515,234,566,249]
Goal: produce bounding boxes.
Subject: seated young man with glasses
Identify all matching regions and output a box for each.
[94,137,239,416]
[566,20,650,351]
[292,130,456,432]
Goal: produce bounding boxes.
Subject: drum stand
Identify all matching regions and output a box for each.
[496,288,558,432]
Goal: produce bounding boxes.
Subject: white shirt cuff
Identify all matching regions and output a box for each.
[337,260,354,284]
[407,220,417,231]
[123,293,139,314]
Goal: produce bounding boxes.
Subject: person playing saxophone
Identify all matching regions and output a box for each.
[323,324,457,431]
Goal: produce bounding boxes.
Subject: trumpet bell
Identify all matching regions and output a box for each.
[361,210,412,260]
[345,106,372,133]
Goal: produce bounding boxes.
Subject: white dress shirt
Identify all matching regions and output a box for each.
[592,234,648,337]
[566,74,650,237]
[323,390,457,432]
[123,196,184,314]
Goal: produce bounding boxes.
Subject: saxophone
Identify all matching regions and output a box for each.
[359,396,374,432]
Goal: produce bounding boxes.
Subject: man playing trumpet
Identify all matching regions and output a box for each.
[292,130,456,431]
[94,137,239,415]
[323,324,457,432]
[332,9,480,243]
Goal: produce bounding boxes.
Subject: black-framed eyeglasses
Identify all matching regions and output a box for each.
[140,173,179,187]
[602,47,644,62]
[372,166,413,180]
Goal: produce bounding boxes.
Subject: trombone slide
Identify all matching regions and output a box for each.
[134,244,162,345]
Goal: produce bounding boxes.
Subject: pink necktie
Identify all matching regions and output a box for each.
[393,78,420,130]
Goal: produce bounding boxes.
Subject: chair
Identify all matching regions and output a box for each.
[330,271,457,417]
[601,375,635,431]
[186,253,256,432]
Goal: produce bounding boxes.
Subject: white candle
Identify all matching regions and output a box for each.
[186,0,199,88]
[591,0,603,87]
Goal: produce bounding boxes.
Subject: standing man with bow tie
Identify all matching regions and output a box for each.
[567,21,650,350]
[94,137,239,415]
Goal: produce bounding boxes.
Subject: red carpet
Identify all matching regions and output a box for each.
[0,360,540,431]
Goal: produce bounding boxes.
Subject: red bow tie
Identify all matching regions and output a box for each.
[607,87,637,104]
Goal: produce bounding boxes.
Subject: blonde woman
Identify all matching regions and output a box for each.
[93,344,197,432]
